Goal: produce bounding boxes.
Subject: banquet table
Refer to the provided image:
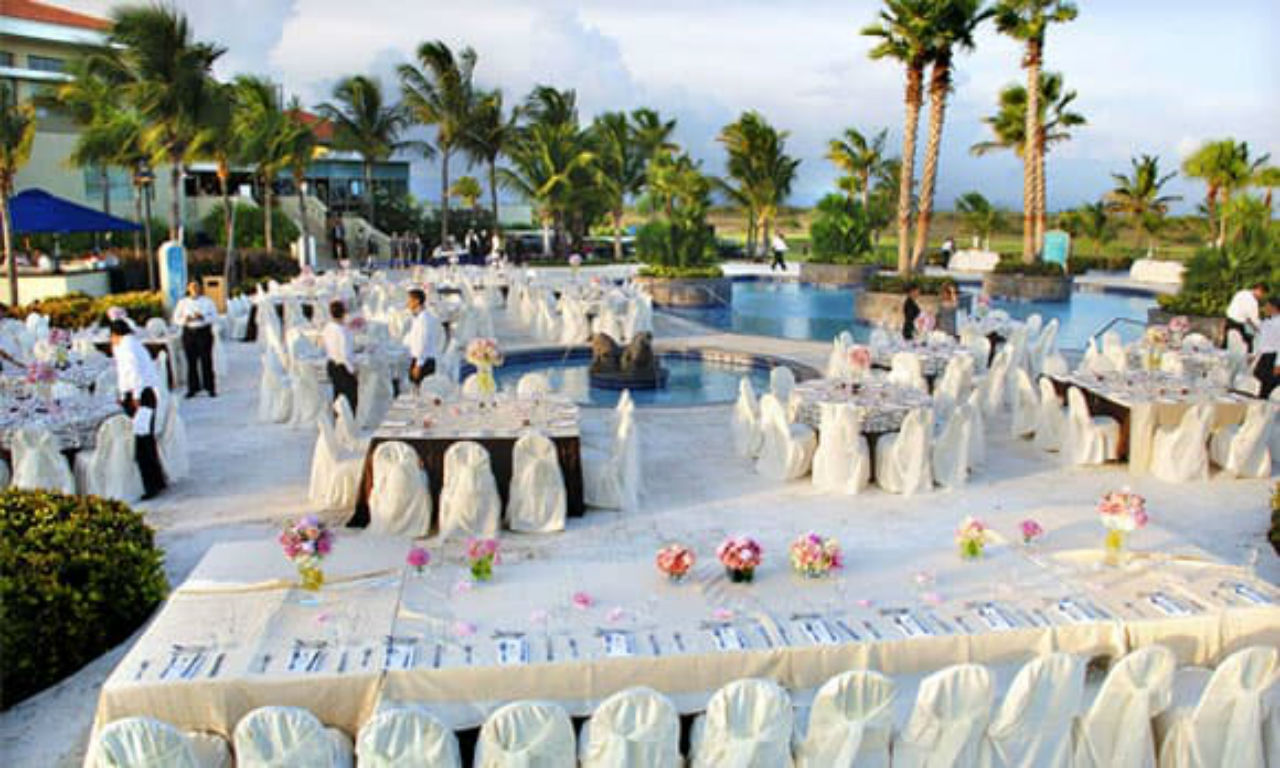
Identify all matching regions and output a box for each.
[0,393,120,453]
[1127,344,1233,378]
[349,394,585,527]
[1046,371,1254,474]
[91,529,1279,740]
[792,377,933,435]
[872,339,975,383]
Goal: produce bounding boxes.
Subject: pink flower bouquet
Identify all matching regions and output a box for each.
[1097,489,1148,532]
[466,538,500,581]
[25,362,56,385]
[1019,518,1044,546]
[955,516,987,560]
[847,345,872,374]
[789,532,843,578]
[914,312,937,336]
[656,544,695,581]
[406,546,431,575]
[465,337,503,368]
[347,315,367,333]
[280,515,334,589]
[717,536,763,583]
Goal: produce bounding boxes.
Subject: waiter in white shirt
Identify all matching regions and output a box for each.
[110,319,166,498]
[404,288,443,388]
[1253,296,1279,398]
[1225,282,1266,349]
[323,299,358,413]
[172,280,217,397]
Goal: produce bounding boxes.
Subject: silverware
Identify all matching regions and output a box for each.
[673,632,685,653]
[134,660,150,681]
[306,649,323,673]
[776,625,792,645]
[862,620,883,640]
[836,619,860,641]
[259,654,272,673]
[207,653,225,679]
[955,615,973,633]
[464,645,473,666]
[337,651,348,674]
[433,644,442,669]
[181,653,204,680]
[288,647,301,672]
[361,648,372,668]
[160,654,178,680]
[568,638,579,659]
[755,624,773,648]
[649,633,661,656]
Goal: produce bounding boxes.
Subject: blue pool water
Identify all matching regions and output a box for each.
[670,280,1157,351]
[496,352,772,408]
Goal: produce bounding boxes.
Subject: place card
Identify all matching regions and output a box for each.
[890,612,931,638]
[159,647,208,681]
[976,604,1017,631]
[601,631,634,658]
[1146,592,1192,617]
[1055,598,1091,623]
[383,637,417,670]
[1231,583,1273,605]
[287,642,327,673]
[710,625,746,651]
[796,618,839,645]
[494,636,528,666]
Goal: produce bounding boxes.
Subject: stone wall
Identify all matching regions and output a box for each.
[632,276,732,308]
[798,262,875,285]
[1148,309,1227,345]
[983,273,1071,302]
[855,291,967,333]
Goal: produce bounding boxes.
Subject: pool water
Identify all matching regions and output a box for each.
[670,280,1157,351]
[496,353,772,408]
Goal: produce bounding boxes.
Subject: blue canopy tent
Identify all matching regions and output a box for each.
[8,188,142,234]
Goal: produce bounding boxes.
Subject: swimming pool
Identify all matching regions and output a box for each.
[495,351,773,408]
[669,279,1157,351]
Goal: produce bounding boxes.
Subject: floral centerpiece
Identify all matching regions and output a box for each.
[788,532,843,578]
[1168,315,1190,344]
[847,345,872,381]
[656,544,695,582]
[466,538,500,582]
[347,315,367,333]
[465,338,503,398]
[106,306,128,322]
[975,293,991,318]
[1097,489,1148,565]
[1019,519,1044,546]
[955,516,987,561]
[279,515,334,590]
[25,361,56,400]
[568,253,583,279]
[1143,326,1169,371]
[914,312,937,338]
[717,536,763,583]
[406,546,431,576]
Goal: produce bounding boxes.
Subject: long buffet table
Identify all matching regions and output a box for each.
[92,525,1279,740]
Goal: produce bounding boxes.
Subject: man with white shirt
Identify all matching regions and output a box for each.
[1225,282,1266,348]
[1253,297,1279,398]
[404,288,443,388]
[110,319,166,498]
[172,281,217,398]
[323,299,358,413]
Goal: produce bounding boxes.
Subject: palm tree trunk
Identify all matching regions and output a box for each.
[1034,125,1047,248]
[911,58,951,269]
[860,170,870,210]
[612,208,624,261]
[263,179,274,252]
[100,166,111,216]
[488,159,500,234]
[1021,41,1042,263]
[295,171,311,266]
[897,63,924,274]
[363,161,375,223]
[132,184,142,261]
[219,169,235,286]
[2,188,16,307]
[440,149,451,248]
[169,156,182,242]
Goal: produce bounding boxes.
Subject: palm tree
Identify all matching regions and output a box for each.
[40,58,122,218]
[1252,165,1280,210]
[399,41,478,246]
[826,127,888,209]
[449,175,483,209]
[280,101,318,264]
[192,80,239,282]
[1181,139,1270,245]
[463,89,515,232]
[993,0,1078,260]
[106,4,225,243]
[1106,154,1180,255]
[233,76,294,252]
[955,191,1005,250]
[629,108,678,160]
[589,111,648,261]
[863,0,938,273]
[717,112,800,260]
[644,149,713,267]
[1057,201,1116,254]
[317,75,412,224]
[912,0,991,268]
[499,120,594,256]
[2,83,36,305]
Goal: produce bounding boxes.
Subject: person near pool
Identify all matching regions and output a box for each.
[770,231,788,271]
[902,283,922,340]
[1253,296,1279,398]
[110,319,166,499]
[404,287,444,389]
[322,299,358,414]
[1225,282,1265,349]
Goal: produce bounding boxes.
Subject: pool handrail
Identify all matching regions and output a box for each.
[1087,316,1147,347]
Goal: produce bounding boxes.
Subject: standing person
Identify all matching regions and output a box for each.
[1254,297,1279,398]
[323,300,358,414]
[1226,282,1266,349]
[330,218,347,261]
[941,236,956,265]
[770,231,789,272]
[110,320,166,499]
[901,284,922,341]
[404,288,444,388]
[172,280,217,398]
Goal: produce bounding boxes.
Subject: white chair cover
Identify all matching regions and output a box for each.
[355,705,461,768]
[932,403,972,490]
[1042,353,1069,377]
[689,678,794,768]
[258,350,293,423]
[96,716,230,768]
[461,374,483,398]
[875,407,932,495]
[308,417,363,509]
[966,389,987,469]
[1155,645,1278,768]
[516,373,552,399]
[356,361,393,429]
[438,441,501,540]
[1063,387,1119,466]
[755,393,817,482]
[980,349,1010,416]
[986,653,1085,768]
[157,392,189,482]
[11,427,74,493]
[0,456,9,488]
[289,363,326,428]
[794,670,895,768]
[1102,331,1129,372]
[144,317,169,339]
[1208,401,1273,478]
[1031,318,1060,374]
[583,411,640,511]
[474,700,576,768]
[1033,377,1067,453]
[75,414,144,503]
[811,403,870,494]
[889,352,928,392]
[368,441,432,537]
[579,686,681,768]
[417,373,458,401]
[1010,369,1039,438]
[508,431,566,533]
[933,356,973,423]
[894,664,995,768]
[869,327,891,351]
[332,398,365,454]
[731,377,764,459]
[969,335,992,374]
[1150,402,1214,483]
[1073,645,1176,768]
[826,334,852,379]
[770,366,796,404]
[233,706,354,768]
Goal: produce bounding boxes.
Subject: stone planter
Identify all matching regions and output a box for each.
[632,276,732,308]
[1148,309,1226,345]
[855,291,969,334]
[983,273,1071,302]
[798,262,876,285]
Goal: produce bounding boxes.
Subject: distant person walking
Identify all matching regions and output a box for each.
[770,231,789,272]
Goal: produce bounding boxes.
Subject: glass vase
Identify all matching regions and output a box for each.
[297,563,324,591]
[476,363,496,398]
[1104,529,1127,567]
[470,557,493,582]
[726,567,755,584]
[959,540,984,561]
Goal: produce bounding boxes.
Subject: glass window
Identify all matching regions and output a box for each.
[0,52,15,68]
[27,55,66,74]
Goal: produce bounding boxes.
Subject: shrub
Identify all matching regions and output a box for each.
[1066,253,1135,275]
[993,256,1066,277]
[635,220,717,270]
[17,291,166,329]
[809,194,873,264]
[636,264,724,279]
[0,489,168,709]
[866,274,949,295]
[200,203,299,250]
[110,249,301,295]
[1157,223,1279,317]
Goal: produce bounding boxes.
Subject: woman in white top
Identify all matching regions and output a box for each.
[110,319,167,498]
[322,299,358,413]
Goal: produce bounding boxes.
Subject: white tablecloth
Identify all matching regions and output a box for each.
[793,378,932,434]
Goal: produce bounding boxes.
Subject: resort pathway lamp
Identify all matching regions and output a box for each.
[134,163,155,289]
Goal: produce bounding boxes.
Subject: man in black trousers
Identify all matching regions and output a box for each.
[172,280,217,397]
[110,320,167,498]
[322,299,358,413]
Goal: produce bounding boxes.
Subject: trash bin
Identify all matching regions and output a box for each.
[202,276,227,312]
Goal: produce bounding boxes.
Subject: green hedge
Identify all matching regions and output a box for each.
[993,257,1066,277]
[111,248,300,295]
[0,489,168,709]
[16,291,166,330]
[636,265,724,279]
[1066,253,1135,275]
[866,274,951,295]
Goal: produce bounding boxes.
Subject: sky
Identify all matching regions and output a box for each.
[60,0,1280,213]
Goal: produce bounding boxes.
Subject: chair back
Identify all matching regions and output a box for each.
[580,687,681,768]
[98,716,199,768]
[889,352,925,391]
[770,366,795,402]
[898,664,994,767]
[516,373,552,398]
[987,653,1085,768]
[356,706,461,768]
[1185,646,1278,766]
[799,670,895,767]
[145,317,168,339]
[695,679,793,767]
[234,706,339,767]
[1079,645,1175,766]
[475,701,576,767]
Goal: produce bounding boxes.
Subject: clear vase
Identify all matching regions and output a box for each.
[959,540,984,561]
[297,564,324,591]
[1104,529,1127,567]
[470,557,493,582]
[476,363,496,398]
[726,567,754,584]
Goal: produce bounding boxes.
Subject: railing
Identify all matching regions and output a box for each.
[1087,316,1147,347]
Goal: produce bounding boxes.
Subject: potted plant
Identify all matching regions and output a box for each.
[982,257,1071,301]
[800,194,878,285]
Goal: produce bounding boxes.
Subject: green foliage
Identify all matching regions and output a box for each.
[993,256,1065,276]
[955,192,1007,244]
[635,220,716,269]
[1158,214,1278,316]
[200,203,299,250]
[0,489,168,708]
[866,274,950,295]
[1065,253,1134,275]
[636,264,724,279]
[637,150,718,269]
[809,194,874,263]
[17,291,165,329]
